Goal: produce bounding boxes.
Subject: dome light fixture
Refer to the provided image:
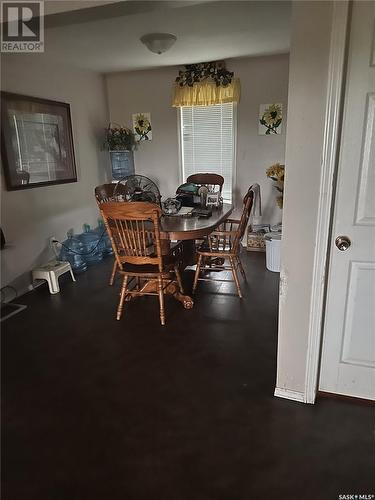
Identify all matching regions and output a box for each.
[140,33,177,55]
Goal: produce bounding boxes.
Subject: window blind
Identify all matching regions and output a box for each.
[180,102,235,203]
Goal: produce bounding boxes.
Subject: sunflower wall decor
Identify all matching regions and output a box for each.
[258,103,283,135]
[132,112,152,141]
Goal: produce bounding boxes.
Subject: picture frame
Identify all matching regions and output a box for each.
[258,103,283,135]
[206,192,220,206]
[132,112,152,141]
[1,92,77,190]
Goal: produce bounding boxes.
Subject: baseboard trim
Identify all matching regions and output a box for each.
[274,387,306,403]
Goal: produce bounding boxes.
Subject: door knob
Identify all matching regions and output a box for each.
[335,235,351,251]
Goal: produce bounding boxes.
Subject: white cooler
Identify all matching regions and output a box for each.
[264,232,282,272]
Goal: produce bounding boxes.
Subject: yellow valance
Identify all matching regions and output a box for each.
[172,78,241,107]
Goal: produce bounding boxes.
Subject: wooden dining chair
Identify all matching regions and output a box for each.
[94,183,127,204]
[94,183,128,285]
[99,201,184,326]
[187,173,224,194]
[192,189,254,298]
[186,173,225,250]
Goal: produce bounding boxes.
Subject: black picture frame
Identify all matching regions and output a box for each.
[1,92,77,190]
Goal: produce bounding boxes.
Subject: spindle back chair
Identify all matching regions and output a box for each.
[186,173,224,194]
[193,190,254,298]
[99,202,184,325]
[100,202,162,268]
[94,183,128,285]
[94,183,127,204]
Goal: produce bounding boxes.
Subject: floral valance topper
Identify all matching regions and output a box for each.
[172,60,240,107]
[175,61,234,88]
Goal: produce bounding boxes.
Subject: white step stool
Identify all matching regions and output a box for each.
[32,260,76,294]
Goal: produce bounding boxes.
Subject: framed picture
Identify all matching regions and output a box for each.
[1,92,77,190]
[132,112,152,141]
[258,103,283,135]
[206,192,220,206]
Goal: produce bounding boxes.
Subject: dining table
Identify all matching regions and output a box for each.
[160,203,233,242]
[147,203,233,309]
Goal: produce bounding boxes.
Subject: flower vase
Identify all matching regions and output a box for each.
[109,150,134,181]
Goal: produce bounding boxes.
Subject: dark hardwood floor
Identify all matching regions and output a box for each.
[2,252,374,500]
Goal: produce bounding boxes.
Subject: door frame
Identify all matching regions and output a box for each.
[303,0,351,404]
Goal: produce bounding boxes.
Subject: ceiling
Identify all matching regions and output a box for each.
[40,0,291,74]
[44,1,120,16]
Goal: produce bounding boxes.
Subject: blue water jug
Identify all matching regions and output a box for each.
[59,232,88,274]
[78,224,103,266]
[94,219,113,256]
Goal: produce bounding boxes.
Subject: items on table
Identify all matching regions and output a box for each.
[162,198,182,215]
[176,182,199,207]
[175,182,221,208]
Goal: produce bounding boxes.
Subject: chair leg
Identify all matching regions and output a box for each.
[157,276,165,326]
[230,257,243,298]
[116,275,128,320]
[174,265,184,294]
[237,256,246,280]
[109,259,117,286]
[193,254,203,293]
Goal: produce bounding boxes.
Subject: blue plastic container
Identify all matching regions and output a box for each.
[78,224,103,266]
[110,151,135,181]
[94,219,113,256]
[59,233,88,274]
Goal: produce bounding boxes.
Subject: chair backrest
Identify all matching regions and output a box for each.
[243,186,252,206]
[209,191,253,254]
[234,189,254,252]
[186,173,224,194]
[94,183,127,204]
[99,201,163,271]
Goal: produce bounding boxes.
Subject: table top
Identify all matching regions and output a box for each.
[160,203,233,240]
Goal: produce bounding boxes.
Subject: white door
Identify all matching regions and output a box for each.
[319,1,375,400]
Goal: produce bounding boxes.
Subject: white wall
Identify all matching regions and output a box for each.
[105,54,289,222]
[1,55,109,295]
[231,55,289,222]
[275,0,333,397]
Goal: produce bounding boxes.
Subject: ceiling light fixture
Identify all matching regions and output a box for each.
[140,33,177,55]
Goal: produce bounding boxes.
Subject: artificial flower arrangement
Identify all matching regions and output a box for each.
[175,61,234,88]
[103,123,137,151]
[266,163,285,209]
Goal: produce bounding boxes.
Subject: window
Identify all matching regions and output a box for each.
[179,102,235,203]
